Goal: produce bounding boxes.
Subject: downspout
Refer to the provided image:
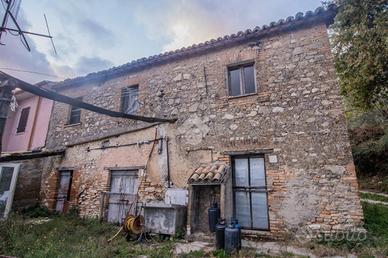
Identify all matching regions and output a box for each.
[165,136,171,188]
[27,96,41,150]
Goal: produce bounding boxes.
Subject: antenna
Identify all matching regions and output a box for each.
[0,0,57,54]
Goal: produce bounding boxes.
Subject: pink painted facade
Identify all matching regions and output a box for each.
[2,90,53,152]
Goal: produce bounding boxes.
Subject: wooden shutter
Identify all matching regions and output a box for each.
[16,107,30,133]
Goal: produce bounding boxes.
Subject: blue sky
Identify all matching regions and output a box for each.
[0,0,322,83]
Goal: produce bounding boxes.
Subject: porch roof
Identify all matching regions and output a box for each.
[188,161,229,185]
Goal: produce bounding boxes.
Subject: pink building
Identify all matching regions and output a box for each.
[2,82,53,152]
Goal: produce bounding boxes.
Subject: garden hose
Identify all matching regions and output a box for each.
[107,214,144,243]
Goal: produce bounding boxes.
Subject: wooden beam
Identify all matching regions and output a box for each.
[0,71,177,124]
[0,150,65,162]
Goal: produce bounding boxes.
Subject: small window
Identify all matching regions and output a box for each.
[228,63,256,97]
[68,98,82,125]
[121,85,139,114]
[16,107,30,133]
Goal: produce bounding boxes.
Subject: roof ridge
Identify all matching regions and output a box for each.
[54,4,337,89]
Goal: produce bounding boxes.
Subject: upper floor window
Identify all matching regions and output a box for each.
[16,107,30,133]
[228,63,256,97]
[68,98,82,125]
[121,85,139,114]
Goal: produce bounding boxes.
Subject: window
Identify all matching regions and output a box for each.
[228,63,256,97]
[232,155,269,230]
[121,85,139,114]
[16,107,30,133]
[68,98,82,125]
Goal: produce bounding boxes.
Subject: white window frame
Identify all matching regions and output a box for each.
[0,163,20,219]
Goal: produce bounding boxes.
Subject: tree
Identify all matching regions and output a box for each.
[329,0,388,116]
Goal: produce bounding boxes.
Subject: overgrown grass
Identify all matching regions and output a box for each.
[0,213,174,258]
[308,202,388,257]
[360,192,388,203]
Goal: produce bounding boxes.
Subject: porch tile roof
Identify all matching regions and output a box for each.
[188,161,229,185]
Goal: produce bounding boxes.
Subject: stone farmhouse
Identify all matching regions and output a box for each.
[2,4,364,239]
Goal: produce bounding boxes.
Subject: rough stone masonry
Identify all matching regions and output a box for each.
[42,6,363,239]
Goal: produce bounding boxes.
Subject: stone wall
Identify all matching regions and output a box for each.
[8,155,63,211]
[44,21,363,238]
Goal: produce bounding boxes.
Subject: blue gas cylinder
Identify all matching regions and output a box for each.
[232,218,242,250]
[208,202,220,232]
[224,222,239,253]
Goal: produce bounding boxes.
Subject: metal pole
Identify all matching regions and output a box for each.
[0,0,12,42]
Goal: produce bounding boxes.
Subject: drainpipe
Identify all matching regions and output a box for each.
[165,136,171,188]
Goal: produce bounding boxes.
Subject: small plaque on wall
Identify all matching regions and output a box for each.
[268,155,278,164]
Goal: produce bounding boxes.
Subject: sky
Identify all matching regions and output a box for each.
[0,0,322,83]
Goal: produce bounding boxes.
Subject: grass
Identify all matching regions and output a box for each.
[0,213,174,258]
[360,192,388,203]
[1,202,387,257]
[307,202,388,257]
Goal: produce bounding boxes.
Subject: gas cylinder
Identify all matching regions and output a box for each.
[215,219,226,249]
[232,218,242,250]
[224,222,239,253]
[208,202,220,232]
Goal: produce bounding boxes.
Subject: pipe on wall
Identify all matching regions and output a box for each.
[166,136,171,188]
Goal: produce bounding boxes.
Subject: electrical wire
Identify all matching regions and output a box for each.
[0,67,64,78]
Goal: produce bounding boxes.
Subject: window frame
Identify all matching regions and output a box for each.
[67,97,82,125]
[16,106,30,133]
[231,154,270,231]
[120,85,140,115]
[227,61,257,98]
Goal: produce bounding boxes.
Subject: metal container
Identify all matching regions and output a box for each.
[143,202,186,235]
[215,220,226,249]
[224,223,239,253]
[232,218,241,250]
[208,202,220,232]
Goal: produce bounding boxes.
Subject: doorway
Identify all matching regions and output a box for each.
[0,163,20,218]
[107,170,138,224]
[55,170,73,213]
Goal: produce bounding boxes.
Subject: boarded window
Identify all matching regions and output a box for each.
[228,64,256,96]
[232,156,269,230]
[68,98,81,124]
[16,107,30,133]
[121,85,139,114]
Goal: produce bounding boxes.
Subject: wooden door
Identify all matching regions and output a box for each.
[0,163,20,218]
[55,171,72,213]
[107,170,138,224]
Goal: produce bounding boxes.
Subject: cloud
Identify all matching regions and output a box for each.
[78,19,116,47]
[74,56,113,76]
[133,0,322,51]
[0,10,59,83]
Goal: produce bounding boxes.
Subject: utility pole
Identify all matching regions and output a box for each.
[0,78,15,155]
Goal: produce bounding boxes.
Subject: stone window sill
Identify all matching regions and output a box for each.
[228,92,258,100]
[64,122,81,128]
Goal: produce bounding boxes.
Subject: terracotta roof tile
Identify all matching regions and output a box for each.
[53,4,337,90]
[188,161,229,184]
